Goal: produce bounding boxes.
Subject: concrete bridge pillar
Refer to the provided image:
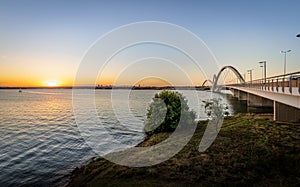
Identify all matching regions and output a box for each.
[247,93,273,107]
[230,89,239,98]
[238,91,247,101]
[274,101,300,123]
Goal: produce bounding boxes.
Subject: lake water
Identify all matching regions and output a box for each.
[0,89,256,186]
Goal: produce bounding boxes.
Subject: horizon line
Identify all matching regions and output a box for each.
[0,85,210,89]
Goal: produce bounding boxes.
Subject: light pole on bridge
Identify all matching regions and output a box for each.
[259,61,267,84]
[280,50,291,78]
[260,65,264,82]
[247,69,253,85]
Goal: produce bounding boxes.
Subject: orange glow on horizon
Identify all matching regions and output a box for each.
[133,78,172,87]
[95,77,186,87]
[0,78,73,87]
[44,80,60,87]
[0,72,203,87]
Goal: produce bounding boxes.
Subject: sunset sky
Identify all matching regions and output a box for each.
[0,0,300,87]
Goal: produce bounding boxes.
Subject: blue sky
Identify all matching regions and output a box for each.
[0,0,299,86]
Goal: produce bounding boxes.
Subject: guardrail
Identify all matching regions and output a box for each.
[227,71,300,95]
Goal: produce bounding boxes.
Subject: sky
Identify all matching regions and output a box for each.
[0,0,300,86]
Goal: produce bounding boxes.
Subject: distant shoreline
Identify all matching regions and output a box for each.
[0,86,211,90]
[0,86,74,89]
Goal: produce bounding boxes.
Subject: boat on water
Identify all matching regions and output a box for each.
[18,88,22,93]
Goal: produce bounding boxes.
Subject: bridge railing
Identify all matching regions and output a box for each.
[229,71,300,96]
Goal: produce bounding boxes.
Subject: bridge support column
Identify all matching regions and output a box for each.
[230,89,248,101]
[238,91,247,101]
[247,93,273,107]
[274,101,300,123]
[230,89,240,98]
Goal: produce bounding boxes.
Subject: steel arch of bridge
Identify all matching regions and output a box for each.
[201,79,213,87]
[212,66,245,91]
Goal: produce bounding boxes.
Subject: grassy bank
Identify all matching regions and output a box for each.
[67,114,300,186]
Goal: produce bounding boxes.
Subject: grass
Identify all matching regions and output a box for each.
[67,114,300,186]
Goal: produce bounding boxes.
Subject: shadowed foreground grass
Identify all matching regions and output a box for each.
[67,114,300,186]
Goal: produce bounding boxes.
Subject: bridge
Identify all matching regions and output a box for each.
[205,66,300,123]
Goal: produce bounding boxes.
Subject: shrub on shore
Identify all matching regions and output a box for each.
[143,90,196,135]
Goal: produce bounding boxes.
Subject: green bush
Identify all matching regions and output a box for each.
[144,90,196,135]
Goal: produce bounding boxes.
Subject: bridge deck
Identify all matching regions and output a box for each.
[227,86,300,109]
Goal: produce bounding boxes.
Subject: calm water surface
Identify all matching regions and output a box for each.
[0,89,249,186]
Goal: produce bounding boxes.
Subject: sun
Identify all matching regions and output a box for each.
[45,80,60,87]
